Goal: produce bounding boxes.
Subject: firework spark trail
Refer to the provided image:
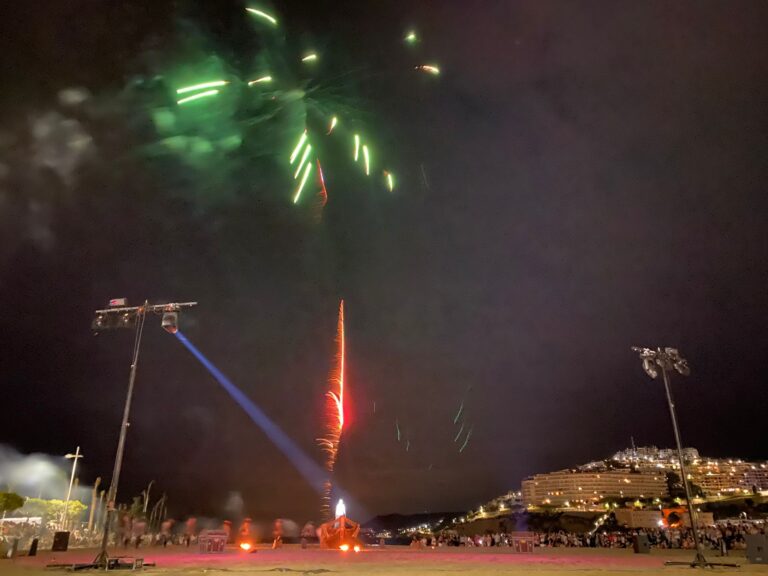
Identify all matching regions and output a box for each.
[453,421,465,442]
[317,300,345,518]
[353,134,361,162]
[294,144,312,179]
[176,81,228,94]
[289,132,308,164]
[327,116,338,134]
[316,159,328,207]
[362,145,371,175]
[416,64,441,75]
[395,419,401,442]
[458,426,473,453]
[177,90,220,105]
[246,7,278,26]
[293,162,313,204]
[453,401,464,424]
[385,171,395,192]
[161,9,442,208]
[248,76,272,85]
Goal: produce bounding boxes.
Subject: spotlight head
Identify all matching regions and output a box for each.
[91,314,107,332]
[161,311,179,334]
[674,359,690,376]
[642,358,659,379]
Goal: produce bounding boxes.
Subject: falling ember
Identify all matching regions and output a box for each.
[327,116,338,134]
[416,64,440,75]
[353,134,361,162]
[248,75,272,85]
[245,7,278,26]
[302,53,319,62]
[384,170,394,192]
[317,301,346,518]
[362,145,371,175]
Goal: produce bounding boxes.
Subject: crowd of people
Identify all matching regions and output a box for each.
[414,521,765,551]
[4,514,766,557]
[113,514,199,548]
[531,522,764,550]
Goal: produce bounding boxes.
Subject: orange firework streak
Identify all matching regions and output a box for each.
[318,300,345,518]
[317,159,328,207]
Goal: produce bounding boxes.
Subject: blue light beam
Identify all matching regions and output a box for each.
[174,331,327,493]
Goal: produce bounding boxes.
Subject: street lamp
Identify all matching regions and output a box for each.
[92,299,197,568]
[63,446,83,531]
[632,347,737,569]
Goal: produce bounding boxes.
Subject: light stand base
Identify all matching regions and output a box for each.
[92,548,109,569]
[664,554,740,569]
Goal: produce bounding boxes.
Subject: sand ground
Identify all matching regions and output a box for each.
[3,545,767,576]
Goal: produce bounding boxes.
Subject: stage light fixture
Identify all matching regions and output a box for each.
[161,311,179,334]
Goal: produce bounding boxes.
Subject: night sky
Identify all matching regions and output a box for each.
[1,1,767,521]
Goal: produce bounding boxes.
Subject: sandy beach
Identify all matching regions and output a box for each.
[4,545,766,576]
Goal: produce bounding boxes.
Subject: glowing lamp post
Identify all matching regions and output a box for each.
[631,347,737,569]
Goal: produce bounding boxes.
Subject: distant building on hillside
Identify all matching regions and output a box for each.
[521,468,667,508]
[611,445,700,464]
[692,459,768,496]
[520,446,768,509]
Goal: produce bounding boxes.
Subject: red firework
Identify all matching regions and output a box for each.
[318,300,345,517]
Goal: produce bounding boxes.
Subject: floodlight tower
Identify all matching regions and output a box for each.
[92,300,197,568]
[631,347,737,569]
